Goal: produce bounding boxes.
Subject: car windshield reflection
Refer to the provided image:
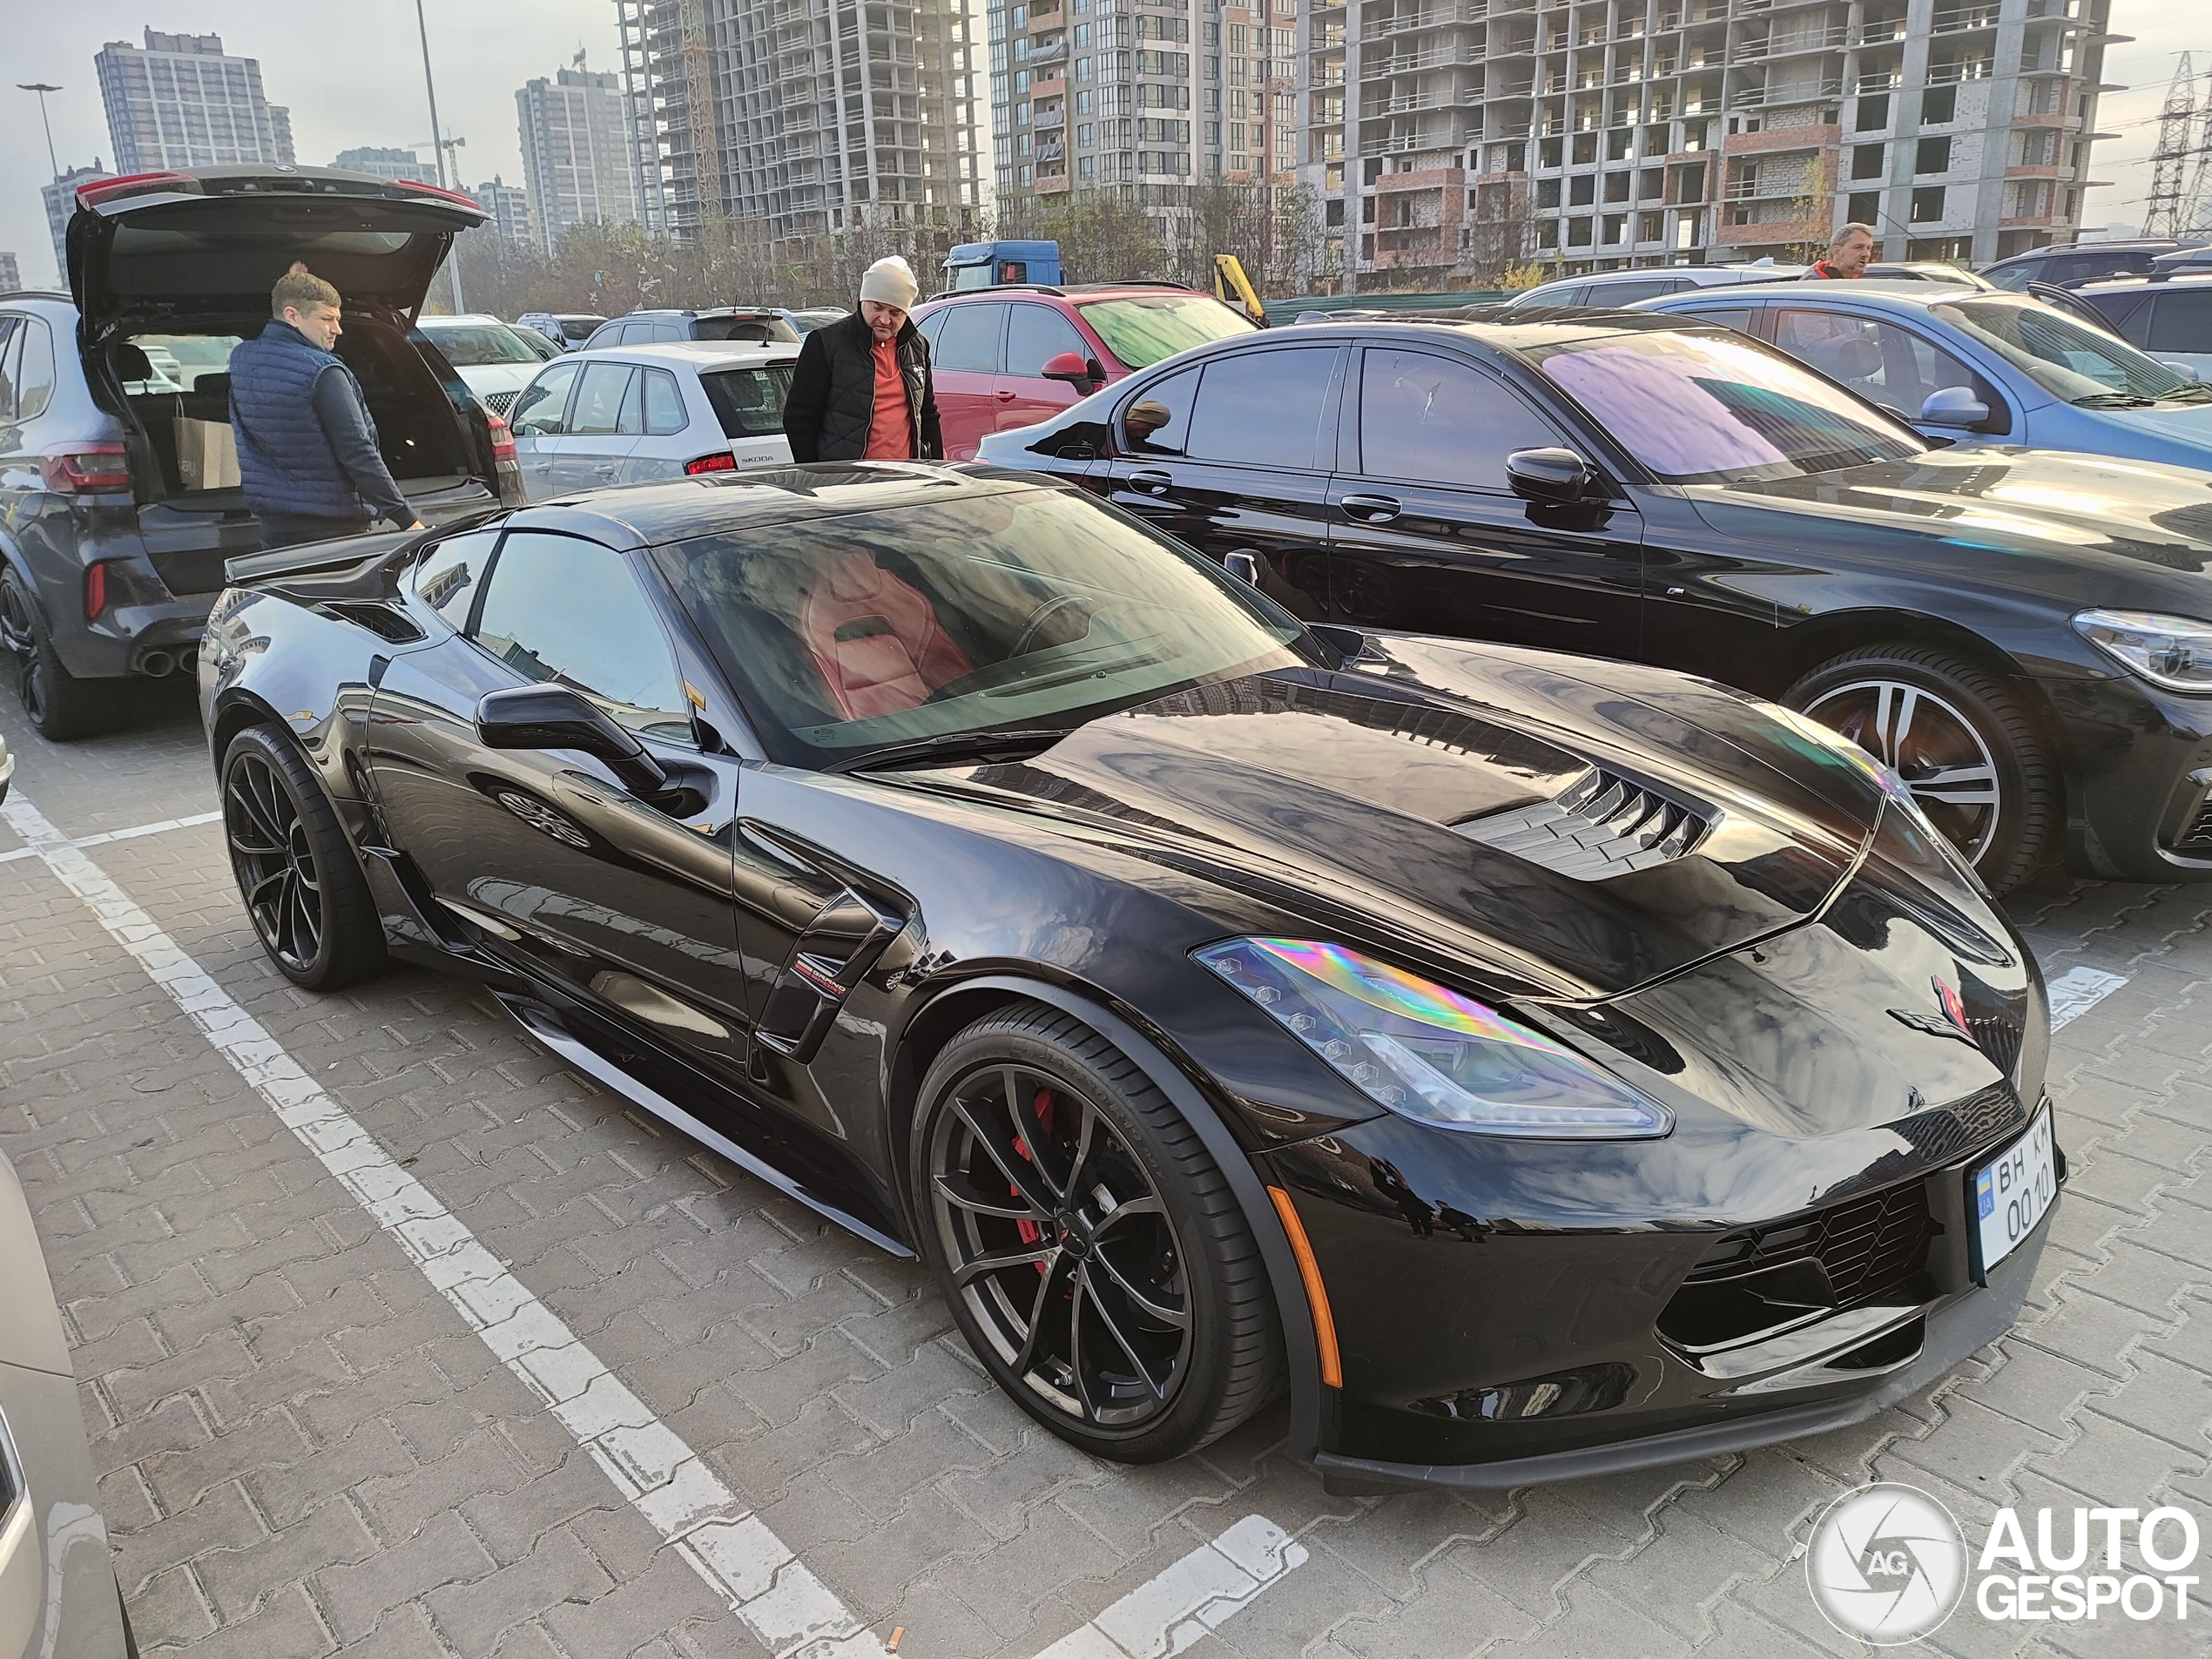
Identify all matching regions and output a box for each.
[650,487,1312,767]
[1529,330,1928,483]
[1932,300,2192,406]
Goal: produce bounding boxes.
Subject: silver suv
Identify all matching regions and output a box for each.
[0,166,520,739]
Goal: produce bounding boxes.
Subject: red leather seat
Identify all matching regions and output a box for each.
[799,548,974,719]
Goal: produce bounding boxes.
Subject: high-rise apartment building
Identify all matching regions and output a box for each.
[43,162,115,284]
[985,0,1298,226]
[516,65,645,253]
[616,0,982,243]
[0,254,21,293]
[334,146,434,184]
[95,30,295,172]
[1305,0,2116,282]
[471,177,536,248]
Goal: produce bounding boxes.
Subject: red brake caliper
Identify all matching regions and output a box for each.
[1011,1089,1055,1273]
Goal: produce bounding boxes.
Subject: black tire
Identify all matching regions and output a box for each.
[2,574,122,742]
[1784,643,2058,896]
[220,725,388,991]
[912,1004,1281,1461]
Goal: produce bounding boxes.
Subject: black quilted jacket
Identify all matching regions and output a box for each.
[782,310,942,463]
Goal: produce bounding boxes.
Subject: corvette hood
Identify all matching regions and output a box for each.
[919,665,1892,1001]
[1690,445,2212,585]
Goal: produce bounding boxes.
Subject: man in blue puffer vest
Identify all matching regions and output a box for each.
[230,265,425,550]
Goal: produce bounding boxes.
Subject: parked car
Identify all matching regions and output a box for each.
[910,283,1257,460]
[1511,264,1989,311]
[507,341,799,498]
[202,464,2056,1489]
[2047,273,2212,382]
[980,313,2212,893]
[1,1143,135,1656]
[582,307,803,349]
[415,313,563,418]
[1636,282,2212,468]
[516,312,606,351]
[1979,240,2191,292]
[784,307,848,335]
[0,167,518,741]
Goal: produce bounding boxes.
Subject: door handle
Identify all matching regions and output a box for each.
[995,390,1018,401]
[1339,493,1401,524]
[1128,469,1174,496]
[592,462,619,477]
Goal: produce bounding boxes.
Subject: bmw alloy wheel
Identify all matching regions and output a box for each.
[1802,678,2003,862]
[926,1061,1193,1429]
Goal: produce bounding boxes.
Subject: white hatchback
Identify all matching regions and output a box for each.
[415,314,565,419]
[506,341,799,500]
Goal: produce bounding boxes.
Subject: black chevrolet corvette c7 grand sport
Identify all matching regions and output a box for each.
[199,464,2060,1491]
[977,313,2212,897]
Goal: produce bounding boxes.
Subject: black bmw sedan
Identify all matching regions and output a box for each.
[201,465,2057,1490]
[977,314,2212,895]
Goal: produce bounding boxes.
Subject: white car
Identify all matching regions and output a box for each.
[506,341,799,500]
[415,314,565,419]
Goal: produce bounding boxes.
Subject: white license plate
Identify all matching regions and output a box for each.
[1973,1105,2056,1278]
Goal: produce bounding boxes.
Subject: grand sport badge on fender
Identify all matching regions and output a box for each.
[200,462,2062,1490]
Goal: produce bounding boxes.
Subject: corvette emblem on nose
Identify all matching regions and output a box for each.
[1888,976,1978,1044]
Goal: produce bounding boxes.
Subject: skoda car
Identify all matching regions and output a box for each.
[200,464,2059,1489]
[977,314,2212,894]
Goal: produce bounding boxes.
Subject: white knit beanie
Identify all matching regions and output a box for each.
[859,255,920,311]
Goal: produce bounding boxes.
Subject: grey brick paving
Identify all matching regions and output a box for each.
[4,696,2211,1657]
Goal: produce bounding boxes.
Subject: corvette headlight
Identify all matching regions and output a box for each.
[1197,938,1671,1138]
[2073,610,2212,693]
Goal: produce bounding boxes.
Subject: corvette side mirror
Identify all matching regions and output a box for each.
[1506,448,1597,505]
[1919,386,1990,428]
[1042,350,1102,391]
[476,685,667,798]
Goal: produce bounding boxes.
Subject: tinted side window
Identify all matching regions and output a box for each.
[1184,348,1337,468]
[0,319,20,421]
[934,303,1005,373]
[1004,304,1089,377]
[1358,349,1567,489]
[13,320,53,421]
[512,361,580,435]
[2095,293,2154,344]
[2147,291,2212,352]
[411,526,502,625]
[1683,306,1755,334]
[473,532,691,740]
[642,368,686,435]
[572,363,639,435]
[1595,278,1673,307]
[1122,365,1199,455]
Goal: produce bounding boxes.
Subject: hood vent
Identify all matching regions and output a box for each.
[1456,766,1711,880]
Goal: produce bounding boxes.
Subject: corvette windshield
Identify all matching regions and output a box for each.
[652,487,1311,766]
[1530,329,1926,482]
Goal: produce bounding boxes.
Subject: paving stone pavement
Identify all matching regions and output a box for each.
[3,690,2209,1659]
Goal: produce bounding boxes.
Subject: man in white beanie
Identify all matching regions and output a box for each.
[782,255,942,463]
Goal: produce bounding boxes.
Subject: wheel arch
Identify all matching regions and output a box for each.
[207,688,296,779]
[888,971,1325,1464]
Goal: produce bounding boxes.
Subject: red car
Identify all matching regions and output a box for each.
[910,282,1256,460]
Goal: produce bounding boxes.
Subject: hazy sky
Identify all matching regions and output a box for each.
[0,0,2196,293]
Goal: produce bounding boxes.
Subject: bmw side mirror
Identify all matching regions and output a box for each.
[1042,350,1102,391]
[1506,448,1596,505]
[1224,550,1264,585]
[1919,386,1991,428]
[476,685,667,798]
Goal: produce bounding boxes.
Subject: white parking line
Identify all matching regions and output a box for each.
[1031,1514,1306,1659]
[0,790,892,1659]
[0,809,222,867]
[2047,965,2130,1030]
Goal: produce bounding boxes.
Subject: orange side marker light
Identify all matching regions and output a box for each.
[1266,1185,1343,1389]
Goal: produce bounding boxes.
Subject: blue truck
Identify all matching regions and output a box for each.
[941,240,1064,291]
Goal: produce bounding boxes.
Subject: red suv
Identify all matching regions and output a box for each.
[910,283,1255,460]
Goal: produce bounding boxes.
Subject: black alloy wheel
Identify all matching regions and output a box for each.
[1785,643,2057,896]
[914,1007,1280,1460]
[221,725,387,991]
[2,575,118,742]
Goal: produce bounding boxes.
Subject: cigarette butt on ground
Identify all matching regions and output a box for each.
[887,1629,904,1653]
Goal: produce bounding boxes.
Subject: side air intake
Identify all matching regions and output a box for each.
[1455,767,1711,880]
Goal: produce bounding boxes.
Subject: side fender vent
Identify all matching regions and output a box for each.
[1455,767,1711,880]
[319,601,426,644]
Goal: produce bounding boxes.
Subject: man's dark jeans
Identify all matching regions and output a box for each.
[258,513,373,550]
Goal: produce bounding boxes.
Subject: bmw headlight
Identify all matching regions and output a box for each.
[1197,938,1671,1138]
[2073,610,2212,693]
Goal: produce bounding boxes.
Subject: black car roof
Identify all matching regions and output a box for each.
[510,462,1057,550]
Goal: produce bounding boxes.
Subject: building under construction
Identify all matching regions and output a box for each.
[616,0,984,244]
[1301,0,2125,284]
